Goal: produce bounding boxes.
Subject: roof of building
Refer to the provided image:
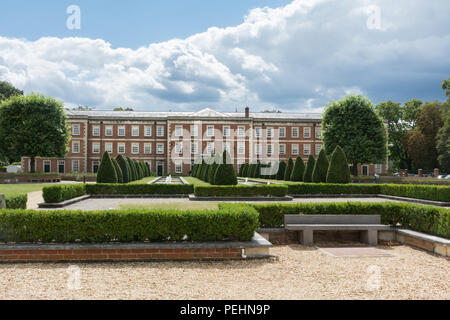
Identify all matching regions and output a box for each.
[65,107,322,121]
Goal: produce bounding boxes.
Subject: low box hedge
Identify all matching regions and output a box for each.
[194,185,288,197]
[0,206,259,243]
[4,194,28,209]
[219,202,450,238]
[43,184,86,203]
[380,184,450,202]
[86,184,194,195]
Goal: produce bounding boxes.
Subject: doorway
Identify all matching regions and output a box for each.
[157,161,164,176]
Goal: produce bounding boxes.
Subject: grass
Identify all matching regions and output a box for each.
[183,177,211,186]
[0,184,49,196]
[119,202,219,210]
[128,177,159,184]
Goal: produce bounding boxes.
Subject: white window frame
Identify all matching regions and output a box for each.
[175,142,183,154]
[118,143,125,154]
[144,143,152,155]
[315,144,322,155]
[292,144,299,156]
[304,127,311,139]
[72,160,80,173]
[157,143,164,154]
[267,144,274,156]
[238,142,245,155]
[118,126,126,137]
[292,127,299,139]
[175,125,183,137]
[191,142,198,155]
[207,125,214,137]
[105,143,113,154]
[132,126,140,137]
[279,144,286,156]
[267,127,274,139]
[223,126,230,137]
[304,144,311,156]
[279,127,286,138]
[132,143,139,154]
[191,125,198,137]
[72,141,80,154]
[315,128,321,139]
[43,160,51,173]
[157,126,164,137]
[92,143,100,154]
[105,126,113,137]
[92,125,100,137]
[224,142,231,153]
[206,142,214,155]
[175,161,183,174]
[238,126,245,137]
[255,143,262,155]
[72,124,80,136]
[255,127,262,138]
[144,126,152,137]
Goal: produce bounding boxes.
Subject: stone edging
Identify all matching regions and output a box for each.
[91,194,189,199]
[0,233,273,263]
[189,195,293,202]
[38,195,91,208]
[377,195,450,207]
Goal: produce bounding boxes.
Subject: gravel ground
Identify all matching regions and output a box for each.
[37,197,400,211]
[1,245,448,300]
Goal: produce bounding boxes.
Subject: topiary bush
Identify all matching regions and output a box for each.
[86,183,193,195]
[126,157,136,181]
[213,164,238,185]
[208,162,219,185]
[326,146,351,184]
[277,161,287,180]
[303,155,316,183]
[116,155,130,183]
[4,194,28,209]
[290,156,305,182]
[194,185,288,197]
[111,158,124,184]
[312,149,329,183]
[97,152,118,183]
[284,158,294,181]
[43,184,86,203]
[242,163,249,177]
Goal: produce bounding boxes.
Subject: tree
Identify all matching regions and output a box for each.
[0,81,23,102]
[208,162,219,185]
[303,155,316,183]
[114,107,134,111]
[72,105,94,111]
[242,163,249,177]
[443,78,450,102]
[126,157,136,181]
[238,163,245,177]
[284,158,294,181]
[276,161,287,180]
[437,109,450,172]
[111,158,124,183]
[323,95,387,176]
[290,157,305,181]
[116,155,130,183]
[97,152,118,183]
[312,149,329,183]
[0,94,70,171]
[326,146,351,184]
[214,164,238,185]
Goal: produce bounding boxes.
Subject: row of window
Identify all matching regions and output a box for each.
[71,124,165,138]
[89,142,164,155]
[174,125,321,139]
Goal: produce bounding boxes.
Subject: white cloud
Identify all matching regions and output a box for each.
[0,0,449,112]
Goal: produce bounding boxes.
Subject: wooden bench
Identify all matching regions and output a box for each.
[284,215,390,246]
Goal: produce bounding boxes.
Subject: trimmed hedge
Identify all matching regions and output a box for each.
[287,183,380,196]
[380,184,450,203]
[43,184,87,203]
[194,185,288,197]
[303,155,315,182]
[4,194,28,209]
[86,183,194,195]
[219,202,450,238]
[0,206,260,243]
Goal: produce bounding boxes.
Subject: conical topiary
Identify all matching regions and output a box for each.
[284,158,294,181]
[290,156,305,181]
[238,163,245,177]
[214,164,238,185]
[116,155,130,183]
[97,151,118,183]
[303,155,316,183]
[208,162,218,184]
[242,163,249,177]
[326,146,351,184]
[277,161,287,180]
[112,158,124,183]
[126,157,135,181]
[312,149,329,183]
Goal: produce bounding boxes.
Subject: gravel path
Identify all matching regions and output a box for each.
[40,197,400,211]
[1,245,448,300]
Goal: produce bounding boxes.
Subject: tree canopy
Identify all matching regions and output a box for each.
[0,81,23,102]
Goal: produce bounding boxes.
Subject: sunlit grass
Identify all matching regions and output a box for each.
[0,184,49,196]
[119,202,219,210]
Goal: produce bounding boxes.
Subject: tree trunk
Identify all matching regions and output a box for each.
[30,157,35,173]
[351,163,359,176]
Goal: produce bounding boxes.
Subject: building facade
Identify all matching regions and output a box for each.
[22,108,388,176]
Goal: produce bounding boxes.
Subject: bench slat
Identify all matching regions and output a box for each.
[285,224,390,231]
[284,214,381,225]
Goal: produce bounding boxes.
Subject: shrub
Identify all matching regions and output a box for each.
[380,184,450,202]
[208,162,219,185]
[192,164,198,177]
[277,161,287,180]
[214,164,238,185]
[86,183,194,195]
[205,164,212,183]
[0,206,260,243]
[255,162,261,179]
[284,158,294,181]
[290,157,305,182]
[126,157,135,181]
[116,155,130,183]
[134,159,143,180]
[326,146,351,184]
[97,152,118,183]
[4,194,27,209]
[287,183,380,196]
[238,163,245,177]
[111,158,124,183]
[312,149,329,183]
[43,184,86,203]
[194,185,288,197]
[218,202,450,238]
[303,155,315,182]
[241,163,249,177]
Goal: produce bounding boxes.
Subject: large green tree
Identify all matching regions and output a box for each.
[0,94,70,171]
[323,95,387,176]
[437,109,450,172]
[0,81,23,102]
[443,77,450,102]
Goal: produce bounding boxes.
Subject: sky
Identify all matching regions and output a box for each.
[0,0,449,113]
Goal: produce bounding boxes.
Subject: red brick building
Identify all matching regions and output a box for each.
[22,107,388,176]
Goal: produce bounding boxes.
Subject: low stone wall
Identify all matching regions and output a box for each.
[0,174,61,184]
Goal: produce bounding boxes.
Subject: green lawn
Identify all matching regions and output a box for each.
[129,177,159,184]
[120,202,219,210]
[183,177,211,186]
[0,184,49,196]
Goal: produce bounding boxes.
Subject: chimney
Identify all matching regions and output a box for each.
[245,107,250,118]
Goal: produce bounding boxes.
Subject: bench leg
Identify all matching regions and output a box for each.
[361,230,378,246]
[301,230,314,246]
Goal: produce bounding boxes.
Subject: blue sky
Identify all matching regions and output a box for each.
[0,0,449,112]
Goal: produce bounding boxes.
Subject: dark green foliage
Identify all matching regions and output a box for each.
[116,155,130,183]
[303,155,315,182]
[284,158,294,181]
[43,184,86,203]
[205,164,212,183]
[255,162,261,178]
[194,185,288,197]
[277,161,286,180]
[312,150,329,183]
[214,164,238,185]
[379,184,450,202]
[126,157,135,181]
[219,202,450,238]
[4,194,27,209]
[208,163,219,185]
[0,81,23,102]
[192,164,198,177]
[290,157,305,181]
[97,152,118,183]
[238,163,245,177]
[0,206,260,243]
[134,160,143,180]
[0,94,70,167]
[86,184,194,195]
[242,163,249,177]
[326,146,351,184]
[200,162,209,182]
[111,158,123,183]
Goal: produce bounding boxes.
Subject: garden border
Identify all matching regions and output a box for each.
[38,195,91,208]
[189,195,293,202]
